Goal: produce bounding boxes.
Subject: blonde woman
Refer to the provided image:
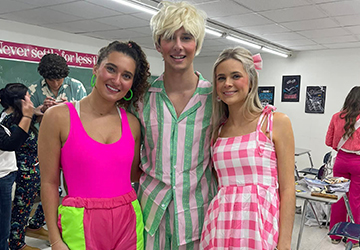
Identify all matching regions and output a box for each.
[200,47,295,250]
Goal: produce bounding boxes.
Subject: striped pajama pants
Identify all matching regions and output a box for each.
[144,201,200,250]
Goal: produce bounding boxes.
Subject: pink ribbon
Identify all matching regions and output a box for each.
[252,53,262,70]
[256,104,276,156]
[262,104,276,114]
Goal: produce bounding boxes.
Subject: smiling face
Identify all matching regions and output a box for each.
[93,51,136,103]
[215,58,250,107]
[156,27,196,73]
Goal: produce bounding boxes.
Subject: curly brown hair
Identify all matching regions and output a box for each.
[96,40,150,110]
[340,86,360,138]
[38,54,69,79]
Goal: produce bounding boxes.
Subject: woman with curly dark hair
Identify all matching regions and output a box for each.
[0,83,38,250]
[326,86,360,247]
[39,41,150,250]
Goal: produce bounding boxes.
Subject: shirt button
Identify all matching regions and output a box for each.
[161,204,165,208]
[173,165,177,168]
[173,186,176,189]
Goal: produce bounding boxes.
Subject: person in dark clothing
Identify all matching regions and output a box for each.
[0,83,39,250]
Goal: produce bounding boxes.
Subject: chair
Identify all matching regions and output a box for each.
[329,222,360,240]
[317,151,333,180]
[298,151,332,179]
[328,194,360,249]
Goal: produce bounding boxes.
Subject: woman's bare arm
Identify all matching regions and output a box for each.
[39,105,69,249]
[273,112,295,250]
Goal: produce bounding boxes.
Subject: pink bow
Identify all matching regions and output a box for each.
[252,53,262,70]
[263,104,276,114]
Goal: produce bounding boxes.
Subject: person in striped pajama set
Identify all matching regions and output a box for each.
[130,1,217,249]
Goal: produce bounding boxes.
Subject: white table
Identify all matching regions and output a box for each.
[295,182,343,250]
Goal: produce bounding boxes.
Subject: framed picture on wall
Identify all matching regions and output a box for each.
[305,86,326,114]
[281,75,300,102]
[258,86,275,107]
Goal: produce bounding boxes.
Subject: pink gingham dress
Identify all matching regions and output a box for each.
[200,106,280,250]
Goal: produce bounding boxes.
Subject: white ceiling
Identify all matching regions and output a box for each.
[1,0,360,58]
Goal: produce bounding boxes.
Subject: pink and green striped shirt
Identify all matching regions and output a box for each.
[131,72,216,246]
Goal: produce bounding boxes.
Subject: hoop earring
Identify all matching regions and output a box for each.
[91,75,96,87]
[123,89,133,101]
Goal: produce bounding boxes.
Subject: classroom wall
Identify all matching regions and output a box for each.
[3,18,359,170]
[194,48,360,169]
[0,19,164,78]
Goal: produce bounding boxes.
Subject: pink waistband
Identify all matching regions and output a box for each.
[61,189,137,209]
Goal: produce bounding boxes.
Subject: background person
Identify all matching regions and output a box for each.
[130,2,216,249]
[0,85,34,250]
[200,47,295,250]
[1,83,40,250]
[326,86,360,247]
[40,41,149,250]
[29,53,87,116]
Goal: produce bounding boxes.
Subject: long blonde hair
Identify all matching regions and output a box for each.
[211,47,263,140]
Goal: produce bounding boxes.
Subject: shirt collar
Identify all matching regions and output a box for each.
[149,71,212,95]
[41,79,47,87]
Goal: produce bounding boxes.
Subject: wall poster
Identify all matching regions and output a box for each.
[281,75,300,102]
[305,86,326,114]
[258,86,275,107]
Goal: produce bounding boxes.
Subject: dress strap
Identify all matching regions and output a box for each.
[65,102,79,119]
[337,118,360,150]
[218,124,224,135]
[116,106,122,119]
[75,101,80,117]
[256,105,276,155]
[64,102,83,140]
[117,107,135,144]
[74,101,122,120]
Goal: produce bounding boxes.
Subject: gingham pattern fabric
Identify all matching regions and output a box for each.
[200,105,280,250]
[130,72,216,247]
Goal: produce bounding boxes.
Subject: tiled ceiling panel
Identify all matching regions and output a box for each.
[0,8,82,25]
[48,1,120,19]
[298,27,352,39]
[239,24,289,36]
[280,18,340,31]
[213,13,273,28]
[0,0,358,57]
[0,0,34,14]
[234,0,311,11]
[13,0,77,7]
[259,6,327,23]
[96,15,150,29]
[318,0,360,16]
[334,15,360,26]
[196,0,250,18]
[43,20,120,33]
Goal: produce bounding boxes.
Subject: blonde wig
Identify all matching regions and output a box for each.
[150,1,206,56]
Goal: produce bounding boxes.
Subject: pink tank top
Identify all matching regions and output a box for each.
[61,102,134,198]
